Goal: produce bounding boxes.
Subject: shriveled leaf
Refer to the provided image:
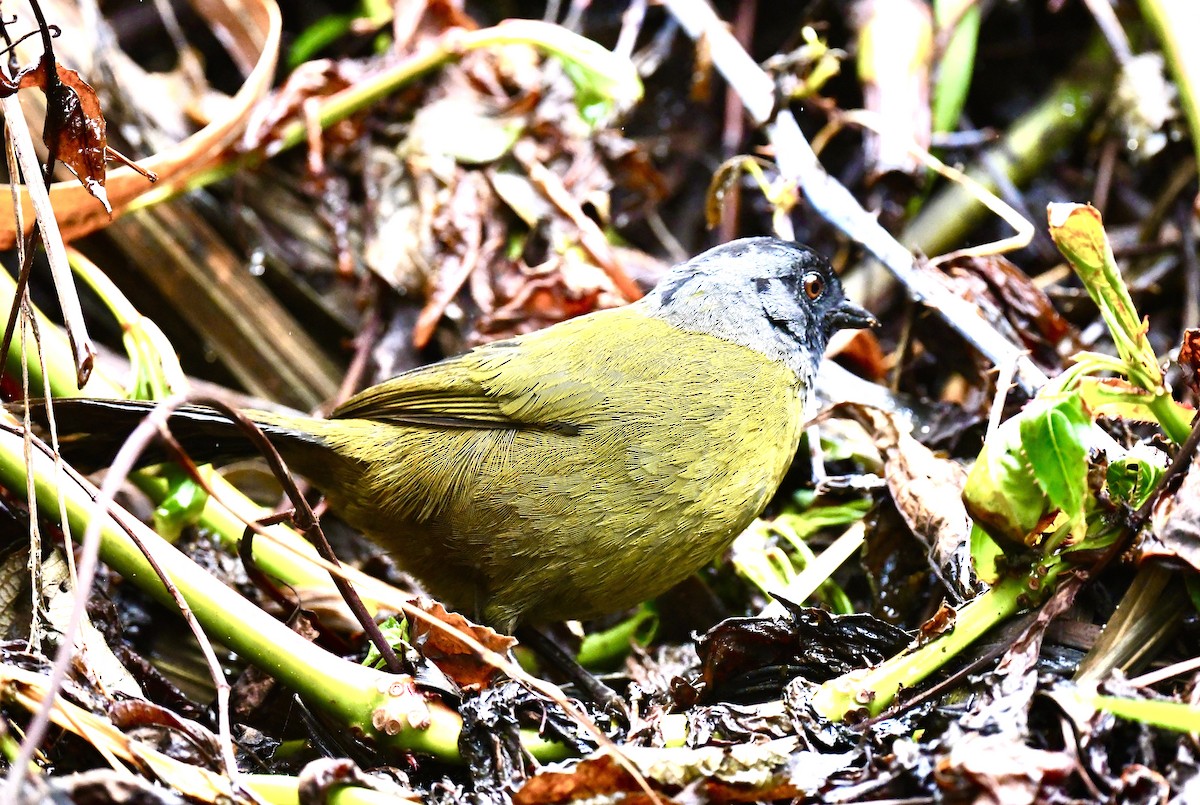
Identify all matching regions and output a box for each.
[1143,451,1200,572]
[410,600,517,690]
[241,59,359,152]
[0,0,279,248]
[0,544,29,637]
[939,732,1075,801]
[1178,328,1200,395]
[514,738,856,802]
[14,58,109,210]
[1,663,237,801]
[412,171,491,349]
[706,156,748,229]
[678,604,910,704]
[840,402,975,594]
[946,254,1075,364]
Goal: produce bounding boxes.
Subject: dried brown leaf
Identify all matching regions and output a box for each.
[410,600,517,690]
[0,0,281,246]
[935,732,1075,803]
[1144,451,1200,571]
[1178,328,1200,395]
[16,57,109,210]
[943,255,1075,367]
[841,402,976,595]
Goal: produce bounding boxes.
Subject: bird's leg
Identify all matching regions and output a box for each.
[515,625,629,722]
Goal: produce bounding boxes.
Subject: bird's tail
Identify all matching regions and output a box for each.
[10,398,328,472]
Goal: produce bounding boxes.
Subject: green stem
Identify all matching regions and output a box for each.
[0,421,465,759]
[902,35,1111,257]
[812,557,1063,720]
[0,263,348,594]
[242,773,416,804]
[1149,388,1193,444]
[0,273,572,765]
[932,0,981,133]
[127,21,639,213]
[576,605,657,669]
[1137,0,1200,171]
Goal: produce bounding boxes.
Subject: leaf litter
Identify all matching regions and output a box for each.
[2,1,1200,803]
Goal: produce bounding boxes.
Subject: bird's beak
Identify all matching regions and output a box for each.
[828,299,878,331]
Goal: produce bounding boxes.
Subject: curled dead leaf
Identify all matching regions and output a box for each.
[10,57,110,210]
[838,402,976,595]
[410,599,517,690]
[0,0,281,247]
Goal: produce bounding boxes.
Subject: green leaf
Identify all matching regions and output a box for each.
[773,499,871,543]
[1105,443,1166,509]
[287,13,357,70]
[486,20,642,127]
[1020,394,1090,538]
[964,391,1098,549]
[963,414,1049,548]
[363,616,409,670]
[932,0,981,133]
[968,522,1004,584]
[152,466,210,543]
[576,604,658,670]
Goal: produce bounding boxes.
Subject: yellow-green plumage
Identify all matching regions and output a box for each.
[267,310,806,631]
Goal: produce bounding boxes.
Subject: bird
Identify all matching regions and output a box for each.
[34,237,874,634]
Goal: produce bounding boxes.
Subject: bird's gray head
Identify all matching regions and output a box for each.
[641,237,875,382]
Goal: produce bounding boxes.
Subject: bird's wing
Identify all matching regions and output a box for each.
[331,308,638,432]
[331,350,531,430]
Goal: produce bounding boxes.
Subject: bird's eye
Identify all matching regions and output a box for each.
[802,272,825,300]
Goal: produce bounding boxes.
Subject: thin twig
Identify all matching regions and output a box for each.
[179,397,406,675]
[613,0,646,60]
[0,75,95,386]
[3,403,262,803]
[661,0,1049,393]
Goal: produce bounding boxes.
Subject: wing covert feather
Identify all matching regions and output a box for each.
[330,307,644,431]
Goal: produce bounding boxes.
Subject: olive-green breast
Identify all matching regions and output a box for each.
[272,307,808,631]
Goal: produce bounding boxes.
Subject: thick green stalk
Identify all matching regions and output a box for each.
[0,421,464,759]
[0,272,574,765]
[0,266,345,593]
[812,558,1063,720]
[902,36,1112,258]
